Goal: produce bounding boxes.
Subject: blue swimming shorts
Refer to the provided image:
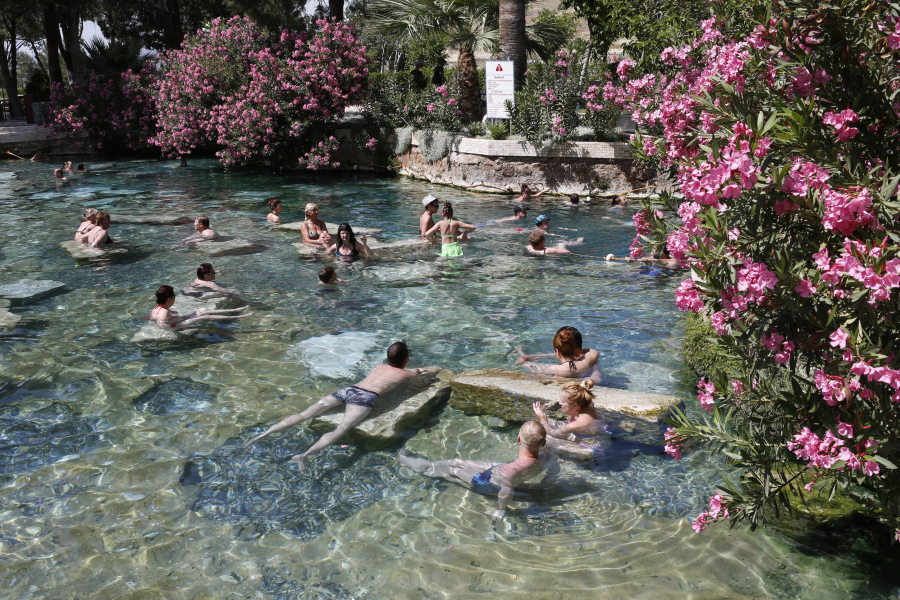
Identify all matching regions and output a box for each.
[333,386,379,408]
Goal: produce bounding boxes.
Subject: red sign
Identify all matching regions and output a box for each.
[496,64,503,71]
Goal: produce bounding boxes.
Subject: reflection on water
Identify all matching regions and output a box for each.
[0,159,896,599]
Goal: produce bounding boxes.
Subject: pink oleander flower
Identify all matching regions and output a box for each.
[697,377,716,412]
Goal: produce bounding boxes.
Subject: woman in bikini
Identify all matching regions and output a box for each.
[326,223,371,262]
[515,326,603,383]
[150,285,252,330]
[532,379,609,455]
[266,199,283,223]
[300,203,331,247]
[422,202,476,258]
[75,208,98,243]
[86,212,114,247]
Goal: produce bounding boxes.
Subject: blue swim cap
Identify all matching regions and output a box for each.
[535,214,549,225]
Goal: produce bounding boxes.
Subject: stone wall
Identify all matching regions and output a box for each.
[398,135,661,196]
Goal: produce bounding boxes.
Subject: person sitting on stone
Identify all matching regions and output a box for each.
[532,379,608,454]
[151,285,252,330]
[318,266,347,286]
[244,342,440,471]
[184,214,218,242]
[513,184,546,203]
[75,208,98,243]
[300,203,332,247]
[184,263,243,298]
[87,212,114,247]
[267,198,283,223]
[526,230,570,255]
[515,326,602,383]
[398,420,559,520]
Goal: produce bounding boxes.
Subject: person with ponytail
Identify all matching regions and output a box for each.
[266,199,283,223]
[532,379,608,449]
[422,202,476,258]
[515,326,602,383]
[326,223,371,262]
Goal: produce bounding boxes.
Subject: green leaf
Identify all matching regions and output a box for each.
[874,456,897,470]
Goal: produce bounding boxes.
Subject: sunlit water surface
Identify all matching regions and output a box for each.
[0,159,896,599]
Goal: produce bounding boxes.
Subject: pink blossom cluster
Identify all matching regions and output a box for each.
[581,85,604,111]
[761,330,795,364]
[692,494,731,533]
[812,240,900,306]
[663,427,683,460]
[298,137,341,170]
[787,426,880,477]
[151,17,369,166]
[822,109,860,142]
[675,279,704,312]
[697,377,716,412]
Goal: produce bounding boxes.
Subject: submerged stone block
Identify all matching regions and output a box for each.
[113,214,192,225]
[450,368,682,427]
[308,369,453,449]
[59,240,128,259]
[0,308,19,328]
[279,221,382,236]
[191,237,264,256]
[130,294,225,343]
[0,279,67,306]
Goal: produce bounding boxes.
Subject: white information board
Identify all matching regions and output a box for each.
[485,61,515,118]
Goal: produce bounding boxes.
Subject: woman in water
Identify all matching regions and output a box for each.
[422,202,476,258]
[151,285,252,330]
[185,263,243,297]
[327,223,371,262]
[86,212,113,247]
[300,203,331,247]
[513,184,546,204]
[515,326,602,383]
[267,199,283,223]
[75,208,98,243]
[532,379,608,453]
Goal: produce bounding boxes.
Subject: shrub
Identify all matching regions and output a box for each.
[615,0,900,541]
[507,51,580,147]
[591,175,610,191]
[394,126,414,155]
[486,122,508,140]
[25,69,50,95]
[417,129,460,163]
[467,121,486,137]
[152,16,369,167]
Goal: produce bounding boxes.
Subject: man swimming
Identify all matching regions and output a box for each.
[244,342,440,471]
[527,230,571,255]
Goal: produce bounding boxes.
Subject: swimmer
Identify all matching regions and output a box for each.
[151,285,253,330]
[535,214,551,231]
[565,193,580,205]
[63,161,74,172]
[327,223,371,262]
[54,168,67,180]
[423,202,476,258]
[75,208,98,243]
[513,184,546,203]
[532,379,608,453]
[76,163,85,172]
[493,204,528,224]
[186,263,243,296]
[87,211,114,247]
[515,326,602,383]
[244,342,440,471]
[300,203,332,247]
[526,230,570,255]
[420,195,440,243]
[184,214,218,242]
[178,157,188,167]
[318,266,347,285]
[267,199,282,223]
[611,196,628,207]
[398,420,559,520]
[31,150,47,161]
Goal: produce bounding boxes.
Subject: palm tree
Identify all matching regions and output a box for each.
[499,0,526,90]
[365,0,567,122]
[81,37,156,78]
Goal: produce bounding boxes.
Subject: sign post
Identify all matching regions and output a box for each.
[485,61,515,119]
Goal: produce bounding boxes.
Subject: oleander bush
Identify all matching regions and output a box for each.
[616,0,900,541]
[152,16,369,167]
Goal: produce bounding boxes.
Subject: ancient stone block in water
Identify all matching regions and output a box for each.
[59,240,128,259]
[0,307,20,328]
[130,294,224,343]
[279,221,382,236]
[0,279,67,306]
[308,369,453,449]
[191,237,265,256]
[365,237,430,251]
[287,331,381,378]
[450,368,682,434]
[112,214,192,225]
[133,379,218,415]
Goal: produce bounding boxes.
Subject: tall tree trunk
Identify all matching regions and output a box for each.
[457,46,482,123]
[0,36,24,119]
[577,43,592,90]
[41,2,63,85]
[7,18,16,88]
[498,0,526,91]
[28,41,46,74]
[60,12,83,84]
[163,0,183,50]
[329,0,343,22]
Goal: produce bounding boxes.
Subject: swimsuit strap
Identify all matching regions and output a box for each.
[567,360,576,370]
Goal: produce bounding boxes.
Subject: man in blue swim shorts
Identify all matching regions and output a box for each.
[245,342,440,471]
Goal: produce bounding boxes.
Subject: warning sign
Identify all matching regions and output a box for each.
[485,61,514,118]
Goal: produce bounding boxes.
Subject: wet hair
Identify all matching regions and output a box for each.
[268,198,282,212]
[337,223,357,249]
[387,341,409,367]
[319,266,336,283]
[519,420,547,448]
[304,203,319,221]
[95,211,110,223]
[196,214,210,227]
[84,208,98,221]
[441,202,453,218]
[561,379,596,410]
[528,230,545,246]
[521,184,531,194]
[197,263,215,279]
[569,193,579,204]
[155,285,175,305]
[76,163,84,171]
[514,204,527,216]
[552,328,580,361]
[555,326,583,349]
[53,168,63,177]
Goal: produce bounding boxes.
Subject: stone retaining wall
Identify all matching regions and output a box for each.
[399,135,661,195]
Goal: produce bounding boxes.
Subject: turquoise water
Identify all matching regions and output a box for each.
[0,159,896,599]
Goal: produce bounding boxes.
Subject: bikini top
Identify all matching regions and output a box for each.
[306,220,323,238]
[441,218,458,239]
[337,244,360,258]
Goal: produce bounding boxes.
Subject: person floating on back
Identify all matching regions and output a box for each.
[244,342,440,471]
[150,285,252,330]
[398,420,559,520]
[422,202,476,258]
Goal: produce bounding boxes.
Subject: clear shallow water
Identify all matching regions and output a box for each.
[0,159,896,599]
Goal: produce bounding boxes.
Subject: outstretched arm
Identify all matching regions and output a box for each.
[423,222,441,238]
[457,221,477,231]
